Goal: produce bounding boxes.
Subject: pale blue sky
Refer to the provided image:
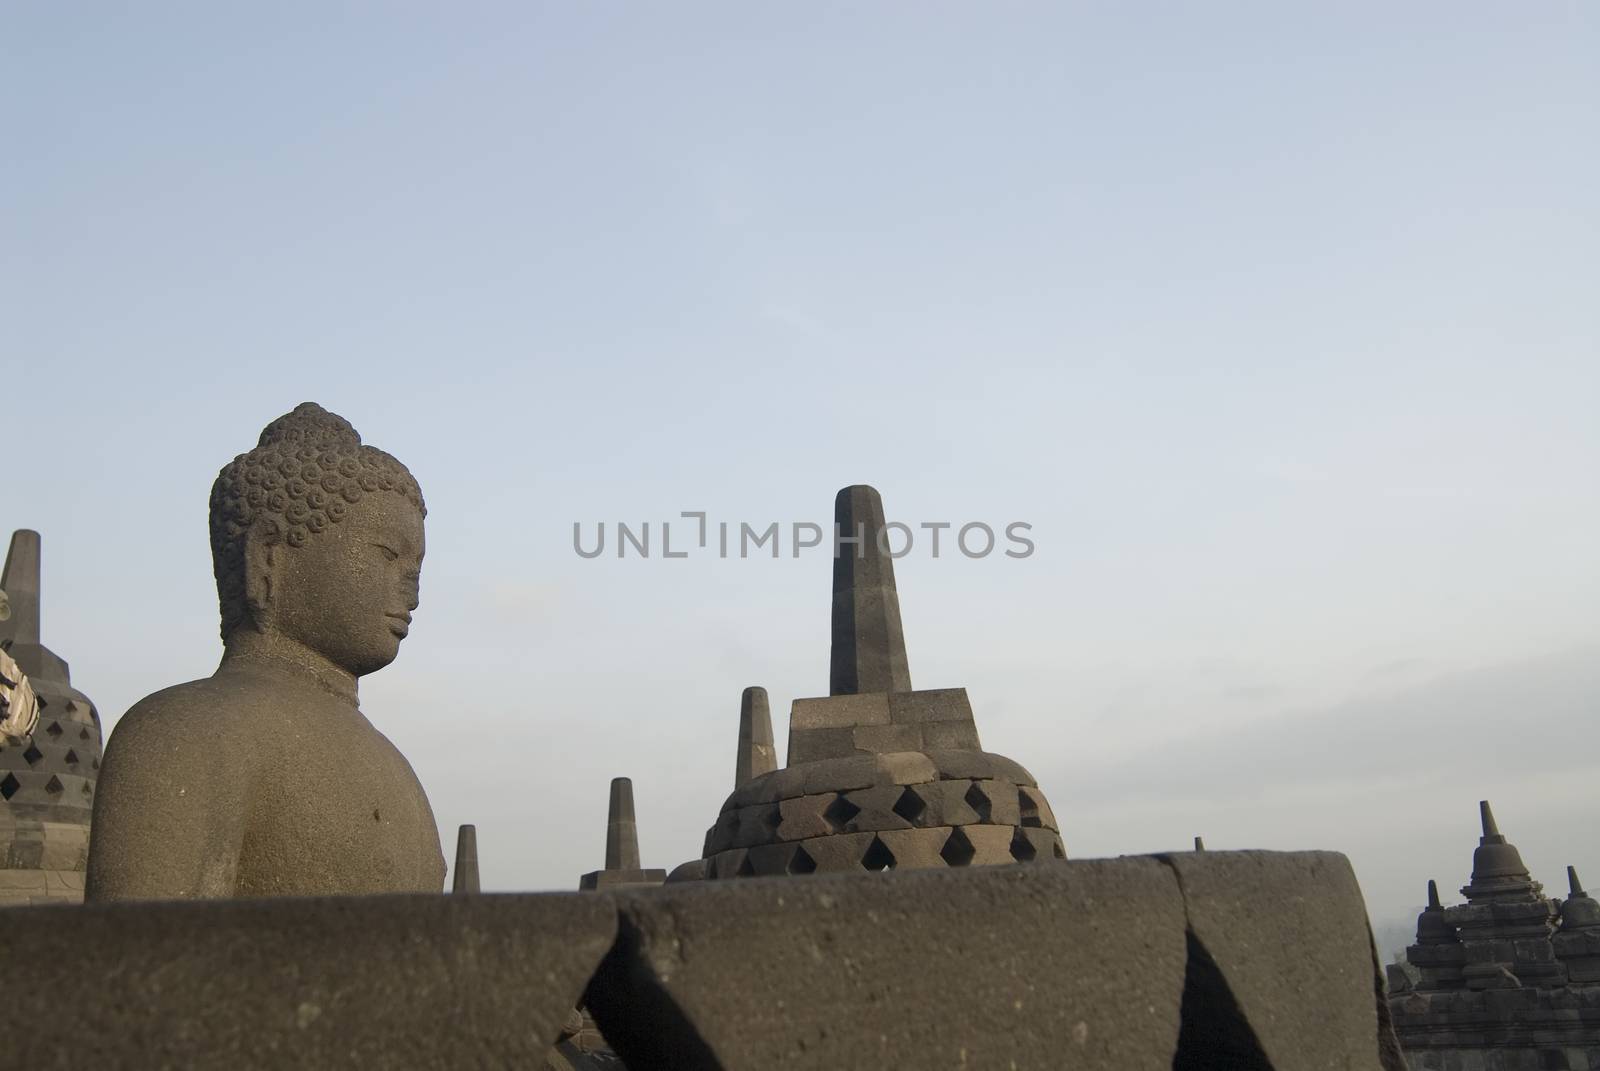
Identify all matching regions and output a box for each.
[4,3,1597,936]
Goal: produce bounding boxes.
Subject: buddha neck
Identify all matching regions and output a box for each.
[219,629,360,708]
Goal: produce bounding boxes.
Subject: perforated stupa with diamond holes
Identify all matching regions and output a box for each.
[699,486,1065,878]
[0,530,103,904]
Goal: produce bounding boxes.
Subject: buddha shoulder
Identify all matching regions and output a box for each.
[102,676,264,773]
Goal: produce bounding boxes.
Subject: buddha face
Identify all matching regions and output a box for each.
[255,492,425,677]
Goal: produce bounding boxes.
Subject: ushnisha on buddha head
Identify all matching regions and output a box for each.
[208,402,425,678]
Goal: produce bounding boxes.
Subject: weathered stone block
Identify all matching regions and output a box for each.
[1013,825,1067,862]
[875,827,954,869]
[776,793,834,842]
[873,750,939,786]
[798,755,881,797]
[1158,850,1391,1071]
[0,869,48,890]
[789,693,890,731]
[587,858,1188,1070]
[923,749,996,781]
[960,824,1016,866]
[746,843,796,877]
[793,831,878,872]
[1018,784,1058,832]
[886,688,975,725]
[732,804,781,849]
[785,727,856,765]
[919,720,982,751]
[579,869,667,891]
[967,777,1022,826]
[0,893,617,1069]
[708,849,750,879]
[839,784,914,833]
[904,779,982,827]
[850,723,923,754]
[704,810,738,854]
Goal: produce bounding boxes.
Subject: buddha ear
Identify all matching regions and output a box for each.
[241,519,282,627]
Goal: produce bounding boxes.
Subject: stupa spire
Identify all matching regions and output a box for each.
[829,485,912,695]
[605,777,641,872]
[735,686,777,788]
[0,530,41,646]
[451,824,479,895]
[579,776,665,890]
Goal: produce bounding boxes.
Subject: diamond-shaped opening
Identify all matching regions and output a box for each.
[22,742,43,766]
[79,727,90,741]
[91,758,99,771]
[941,827,977,867]
[65,700,79,713]
[788,845,817,875]
[761,805,782,831]
[45,721,62,737]
[1019,787,1043,828]
[45,775,64,795]
[1010,830,1038,863]
[0,773,18,800]
[822,793,861,832]
[81,782,93,797]
[892,786,926,825]
[861,836,895,872]
[64,749,79,765]
[965,781,992,822]
[735,855,755,877]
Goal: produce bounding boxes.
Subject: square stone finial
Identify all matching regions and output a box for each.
[0,529,42,646]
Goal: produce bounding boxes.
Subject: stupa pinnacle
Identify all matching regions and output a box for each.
[578,777,664,890]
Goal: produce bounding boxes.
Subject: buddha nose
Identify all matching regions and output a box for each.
[402,573,420,611]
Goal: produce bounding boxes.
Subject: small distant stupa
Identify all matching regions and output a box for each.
[0,530,104,904]
[1389,800,1600,1068]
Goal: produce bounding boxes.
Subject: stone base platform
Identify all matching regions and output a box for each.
[1392,985,1600,1071]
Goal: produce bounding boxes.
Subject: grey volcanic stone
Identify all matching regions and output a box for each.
[85,404,445,900]
[586,857,1188,1070]
[580,776,665,891]
[735,686,777,788]
[453,824,480,895]
[605,777,640,872]
[829,485,911,696]
[1159,850,1391,1071]
[0,892,617,1069]
[1,529,41,647]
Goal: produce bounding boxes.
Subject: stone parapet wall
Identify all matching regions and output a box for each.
[1391,986,1600,1071]
[0,850,1401,1070]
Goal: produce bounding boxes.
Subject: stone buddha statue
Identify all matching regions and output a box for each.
[85,403,446,900]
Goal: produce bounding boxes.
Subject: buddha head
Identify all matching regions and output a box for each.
[209,403,426,677]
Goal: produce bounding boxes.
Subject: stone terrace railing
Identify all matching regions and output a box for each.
[1,850,1405,1070]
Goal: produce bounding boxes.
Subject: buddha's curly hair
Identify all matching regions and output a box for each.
[209,403,426,640]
